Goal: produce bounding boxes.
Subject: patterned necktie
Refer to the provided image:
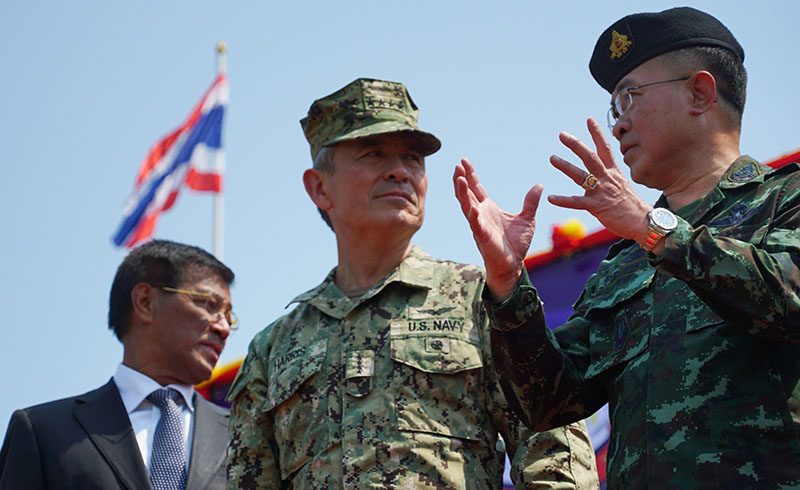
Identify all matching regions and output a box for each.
[147,388,188,490]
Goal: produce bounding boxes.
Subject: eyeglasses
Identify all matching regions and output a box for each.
[160,286,238,330]
[606,76,690,128]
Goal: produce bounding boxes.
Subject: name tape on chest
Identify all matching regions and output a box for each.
[390,317,478,342]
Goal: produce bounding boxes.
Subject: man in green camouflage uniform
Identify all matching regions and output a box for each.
[227,78,599,489]
[454,7,800,489]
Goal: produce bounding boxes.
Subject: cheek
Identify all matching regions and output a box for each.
[174,320,208,347]
[416,175,428,198]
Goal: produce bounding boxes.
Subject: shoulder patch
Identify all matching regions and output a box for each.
[727,161,764,183]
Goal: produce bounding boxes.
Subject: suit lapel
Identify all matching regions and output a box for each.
[74,379,152,490]
[185,394,229,490]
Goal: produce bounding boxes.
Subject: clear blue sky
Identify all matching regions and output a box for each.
[2,1,798,437]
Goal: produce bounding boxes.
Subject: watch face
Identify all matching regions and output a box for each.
[651,208,678,231]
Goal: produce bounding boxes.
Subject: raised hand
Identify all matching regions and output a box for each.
[548,118,651,243]
[453,158,543,301]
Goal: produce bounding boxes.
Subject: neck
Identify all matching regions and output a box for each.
[334,229,414,293]
[663,131,740,210]
[122,338,182,387]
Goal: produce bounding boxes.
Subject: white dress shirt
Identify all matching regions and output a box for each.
[113,363,196,469]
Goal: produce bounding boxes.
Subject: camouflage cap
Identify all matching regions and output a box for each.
[300,78,442,161]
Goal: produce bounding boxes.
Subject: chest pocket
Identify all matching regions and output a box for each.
[584,251,654,379]
[265,339,328,479]
[267,339,327,408]
[390,318,486,442]
[681,283,727,334]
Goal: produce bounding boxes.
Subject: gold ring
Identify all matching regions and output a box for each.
[581,173,599,191]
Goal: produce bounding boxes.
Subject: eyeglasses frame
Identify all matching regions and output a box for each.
[607,76,691,129]
[159,286,238,330]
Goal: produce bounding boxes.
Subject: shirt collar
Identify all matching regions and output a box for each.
[113,363,195,414]
[651,155,773,225]
[288,245,435,319]
[717,155,772,189]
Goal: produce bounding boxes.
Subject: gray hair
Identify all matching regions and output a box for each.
[312,145,336,231]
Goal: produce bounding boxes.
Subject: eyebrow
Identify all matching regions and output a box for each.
[190,287,224,301]
[613,77,636,94]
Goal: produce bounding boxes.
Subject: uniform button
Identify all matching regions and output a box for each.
[523,290,536,304]
[430,339,443,350]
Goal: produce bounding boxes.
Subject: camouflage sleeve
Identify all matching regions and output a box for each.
[484,272,606,432]
[226,332,282,490]
[510,424,599,490]
[653,172,800,342]
[478,286,599,489]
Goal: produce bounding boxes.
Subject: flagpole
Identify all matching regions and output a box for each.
[213,41,227,259]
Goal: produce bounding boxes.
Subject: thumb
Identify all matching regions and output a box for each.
[519,184,544,221]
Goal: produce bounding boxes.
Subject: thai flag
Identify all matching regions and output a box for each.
[112,73,228,247]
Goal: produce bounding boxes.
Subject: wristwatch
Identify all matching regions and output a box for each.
[642,208,678,251]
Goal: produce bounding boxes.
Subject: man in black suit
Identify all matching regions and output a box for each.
[0,239,235,490]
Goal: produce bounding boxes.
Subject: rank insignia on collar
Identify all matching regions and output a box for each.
[610,30,633,60]
[727,162,762,183]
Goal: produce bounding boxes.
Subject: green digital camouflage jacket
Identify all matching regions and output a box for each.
[227,247,599,489]
[487,157,800,489]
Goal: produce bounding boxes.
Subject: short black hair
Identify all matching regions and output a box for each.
[108,239,234,341]
[661,45,748,125]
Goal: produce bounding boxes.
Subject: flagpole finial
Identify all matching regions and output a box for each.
[215,41,228,76]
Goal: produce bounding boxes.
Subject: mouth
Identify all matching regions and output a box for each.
[376,190,414,203]
[620,143,635,156]
[200,341,224,359]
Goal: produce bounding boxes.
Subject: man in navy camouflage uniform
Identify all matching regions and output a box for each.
[455,6,800,489]
[226,78,599,489]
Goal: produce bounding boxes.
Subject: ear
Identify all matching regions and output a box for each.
[688,71,717,115]
[130,283,157,325]
[303,168,333,211]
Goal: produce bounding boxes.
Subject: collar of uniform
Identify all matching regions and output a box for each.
[390,245,436,289]
[286,269,350,318]
[718,155,771,189]
[647,156,771,227]
[287,245,434,319]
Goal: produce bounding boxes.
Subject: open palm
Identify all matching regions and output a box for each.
[453,158,543,300]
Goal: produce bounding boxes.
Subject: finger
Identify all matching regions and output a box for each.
[454,175,480,218]
[549,154,591,187]
[547,194,590,211]
[453,161,467,196]
[587,118,617,170]
[519,184,544,221]
[558,131,606,176]
[455,177,488,240]
[461,158,489,202]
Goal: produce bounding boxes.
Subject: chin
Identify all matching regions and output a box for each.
[189,370,214,385]
[626,158,649,184]
[622,150,636,168]
[187,359,216,384]
[629,169,646,185]
[376,211,423,229]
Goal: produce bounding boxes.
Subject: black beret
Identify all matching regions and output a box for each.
[589,7,744,93]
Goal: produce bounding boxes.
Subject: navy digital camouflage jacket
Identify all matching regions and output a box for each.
[227,247,598,489]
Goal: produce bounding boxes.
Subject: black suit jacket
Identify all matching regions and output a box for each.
[0,379,229,489]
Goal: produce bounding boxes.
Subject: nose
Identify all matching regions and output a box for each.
[612,114,629,141]
[384,155,410,182]
[209,314,232,340]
